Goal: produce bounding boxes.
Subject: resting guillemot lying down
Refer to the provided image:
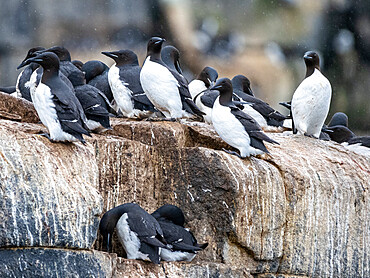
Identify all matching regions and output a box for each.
[99,203,168,264]
[211,78,279,158]
[152,204,208,262]
[23,52,90,143]
[140,37,204,120]
[68,70,116,133]
[291,51,332,138]
[102,49,157,118]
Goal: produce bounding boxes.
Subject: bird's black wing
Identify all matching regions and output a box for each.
[158,221,202,252]
[200,90,219,108]
[230,107,279,153]
[46,79,91,141]
[170,69,205,116]
[88,72,114,102]
[348,136,370,147]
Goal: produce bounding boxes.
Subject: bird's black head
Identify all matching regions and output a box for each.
[303,51,320,77]
[210,77,233,102]
[101,50,139,66]
[232,75,253,96]
[82,60,109,82]
[146,37,166,57]
[328,112,349,128]
[17,46,46,69]
[161,45,182,74]
[40,46,72,62]
[151,204,185,226]
[198,66,218,88]
[23,52,60,71]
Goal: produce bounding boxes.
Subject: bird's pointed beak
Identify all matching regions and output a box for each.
[17,57,42,69]
[101,51,118,59]
[208,78,215,87]
[17,59,29,70]
[304,54,313,60]
[210,84,222,90]
[154,38,166,45]
[321,126,333,133]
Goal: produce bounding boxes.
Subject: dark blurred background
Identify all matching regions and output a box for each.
[0,0,369,132]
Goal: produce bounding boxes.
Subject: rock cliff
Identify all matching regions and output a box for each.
[0,94,369,277]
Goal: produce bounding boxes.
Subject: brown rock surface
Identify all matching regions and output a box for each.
[0,92,39,123]
[0,110,369,277]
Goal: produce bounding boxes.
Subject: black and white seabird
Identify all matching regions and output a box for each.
[291,51,332,138]
[102,49,156,118]
[161,45,183,75]
[82,60,114,102]
[188,66,219,124]
[211,78,279,158]
[140,37,204,119]
[232,75,287,128]
[22,52,91,143]
[69,71,116,133]
[16,47,45,101]
[99,203,168,264]
[151,204,208,262]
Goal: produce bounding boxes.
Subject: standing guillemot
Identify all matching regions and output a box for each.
[99,203,168,264]
[140,37,204,119]
[161,45,184,75]
[291,51,332,138]
[151,204,208,262]
[211,78,279,158]
[23,52,90,143]
[69,70,116,133]
[188,66,218,124]
[102,49,156,118]
[82,60,114,102]
[232,75,287,127]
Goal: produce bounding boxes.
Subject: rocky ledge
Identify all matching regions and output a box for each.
[0,95,369,277]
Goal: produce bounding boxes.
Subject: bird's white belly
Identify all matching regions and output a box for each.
[116,214,150,261]
[194,93,212,124]
[140,57,183,118]
[242,105,267,127]
[160,248,196,262]
[33,83,77,142]
[108,66,135,118]
[188,79,207,100]
[292,69,331,138]
[212,98,257,157]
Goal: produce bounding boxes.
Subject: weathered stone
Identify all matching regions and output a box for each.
[0,120,102,249]
[0,248,114,278]
[114,258,252,278]
[0,92,39,123]
[0,116,369,278]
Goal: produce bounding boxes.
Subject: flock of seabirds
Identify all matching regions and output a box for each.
[1,36,369,264]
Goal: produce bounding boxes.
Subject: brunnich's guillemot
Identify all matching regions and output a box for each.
[189,66,219,124]
[23,52,91,143]
[140,37,205,120]
[291,51,332,138]
[99,203,168,264]
[68,70,116,133]
[211,78,279,158]
[151,204,208,262]
[232,75,287,128]
[82,60,114,102]
[102,49,157,119]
